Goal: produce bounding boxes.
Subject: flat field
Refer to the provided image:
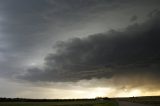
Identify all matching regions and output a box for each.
[1,96,159,106]
[0,100,118,106]
[114,96,160,106]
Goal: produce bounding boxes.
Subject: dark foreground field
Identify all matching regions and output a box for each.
[0,96,160,106]
[0,102,117,106]
[0,98,118,106]
[114,96,160,106]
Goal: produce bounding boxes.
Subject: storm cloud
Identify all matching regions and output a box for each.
[20,11,160,84]
[1,0,160,98]
[0,0,140,78]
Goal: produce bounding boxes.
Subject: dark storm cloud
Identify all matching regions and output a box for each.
[0,0,132,80]
[0,0,129,58]
[19,10,160,83]
[130,15,138,22]
[1,0,49,51]
[0,0,145,79]
[0,0,52,78]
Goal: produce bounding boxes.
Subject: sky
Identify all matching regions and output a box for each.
[0,0,160,99]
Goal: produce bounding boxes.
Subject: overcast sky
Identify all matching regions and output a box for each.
[0,0,160,99]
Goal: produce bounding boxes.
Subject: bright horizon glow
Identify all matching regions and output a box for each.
[1,78,160,99]
[51,87,112,99]
[46,87,160,99]
[116,89,141,97]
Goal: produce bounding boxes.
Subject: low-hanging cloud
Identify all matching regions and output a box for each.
[19,11,160,85]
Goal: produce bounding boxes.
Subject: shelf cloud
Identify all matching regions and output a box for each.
[19,11,160,86]
[1,0,160,98]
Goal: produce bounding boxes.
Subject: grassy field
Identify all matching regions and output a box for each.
[0,100,118,106]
